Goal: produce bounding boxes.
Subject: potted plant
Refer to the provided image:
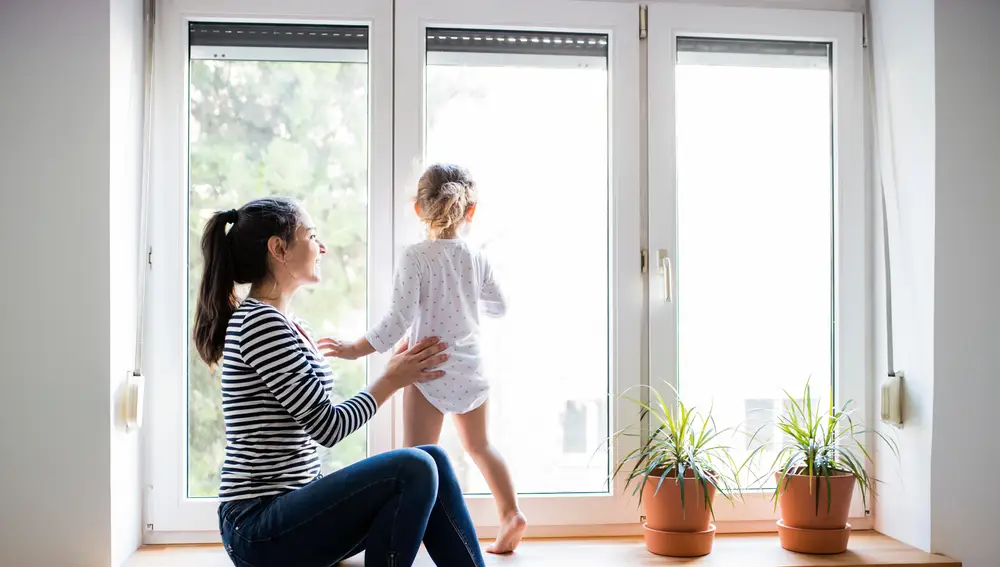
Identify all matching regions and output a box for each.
[748,380,897,554]
[612,386,740,557]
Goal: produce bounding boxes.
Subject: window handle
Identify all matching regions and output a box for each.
[658,249,673,303]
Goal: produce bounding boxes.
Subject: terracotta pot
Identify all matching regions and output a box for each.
[642,471,717,533]
[643,523,716,557]
[777,520,852,554]
[775,471,855,530]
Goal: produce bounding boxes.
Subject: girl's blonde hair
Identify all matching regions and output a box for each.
[416,163,477,239]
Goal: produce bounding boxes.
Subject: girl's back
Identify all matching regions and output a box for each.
[365,238,504,413]
[408,239,503,343]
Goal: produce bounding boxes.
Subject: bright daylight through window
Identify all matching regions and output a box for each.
[672,37,834,485]
[186,22,371,497]
[424,28,612,495]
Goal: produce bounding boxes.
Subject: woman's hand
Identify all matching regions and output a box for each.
[384,337,449,389]
[364,337,449,408]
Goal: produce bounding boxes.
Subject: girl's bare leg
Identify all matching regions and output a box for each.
[403,385,445,447]
[453,400,526,554]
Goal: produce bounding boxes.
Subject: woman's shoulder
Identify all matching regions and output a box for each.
[233,298,291,332]
[237,297,278,315]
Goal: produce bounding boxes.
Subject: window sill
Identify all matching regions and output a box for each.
[127,531,959,566]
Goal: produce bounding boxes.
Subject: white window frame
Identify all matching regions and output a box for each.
[144,0,872,542]
[646,4,870,528]
[144,0,394,538]
[393,0,642,530]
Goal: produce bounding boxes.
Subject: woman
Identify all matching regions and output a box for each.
[194,196,485,567]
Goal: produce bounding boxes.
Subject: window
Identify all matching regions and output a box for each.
[392,0,639,527]
[185,22,371,499]
[145,0,393,533]
[647,4,866,520]
[562,400,600,455]
[743,397,820,456]
[147,0,863,539]
[743,399,777,453]
[423,27,611,496]
[675,36,834,487]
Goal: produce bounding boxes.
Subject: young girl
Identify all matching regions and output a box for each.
[324,163,526,554]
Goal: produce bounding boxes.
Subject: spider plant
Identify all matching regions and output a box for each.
[611,384,741,518]
[747,379,899,516]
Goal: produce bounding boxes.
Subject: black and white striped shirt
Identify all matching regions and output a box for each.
[219,298,377,502]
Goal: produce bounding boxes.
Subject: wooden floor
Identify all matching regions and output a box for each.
[127,531,959,566]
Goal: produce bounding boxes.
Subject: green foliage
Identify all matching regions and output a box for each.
[186,60,370,497]
[612,385,741,518]
[747,379,898,515]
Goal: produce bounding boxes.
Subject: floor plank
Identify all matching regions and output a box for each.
[126,532,960,567]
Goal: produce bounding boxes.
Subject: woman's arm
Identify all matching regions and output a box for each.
[238,306,377,448]
[362,337,450,407]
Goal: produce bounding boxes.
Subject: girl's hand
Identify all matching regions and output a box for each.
[384,337,449,389]
[318,338,363,360]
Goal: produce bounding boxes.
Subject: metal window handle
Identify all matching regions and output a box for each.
[658,249,673,302]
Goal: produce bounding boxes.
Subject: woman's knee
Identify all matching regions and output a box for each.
[414,444,447,464]
[414,444,462,477]
[392,447,439,491]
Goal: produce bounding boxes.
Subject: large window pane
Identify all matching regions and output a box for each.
[424,29,610,495]
[187,42,369,497]
[674,38,833,485]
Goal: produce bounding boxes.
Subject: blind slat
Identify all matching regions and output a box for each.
[677,37,830,59]
[427,28,608,58]
[189,23,368,50]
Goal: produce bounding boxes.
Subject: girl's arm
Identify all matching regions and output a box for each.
[316,336,376,360]
[480,255,507,317]
[364,248,423,352]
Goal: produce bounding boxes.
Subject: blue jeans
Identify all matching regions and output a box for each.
[219,445,485,567]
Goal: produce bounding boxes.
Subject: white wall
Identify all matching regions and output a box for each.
[869,0,937,552]
[931,2,1000,566]
[0,0,113,565]
[0,0,145,565]
[109,0,147,564]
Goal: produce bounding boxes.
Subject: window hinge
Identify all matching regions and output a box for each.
[641,248,648,274]
[862,12,869,48]
[144,484,155,533]
[639,5,648,40]
[147,247,153,268]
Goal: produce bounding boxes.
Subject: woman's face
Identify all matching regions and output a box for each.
[282,209,326,285]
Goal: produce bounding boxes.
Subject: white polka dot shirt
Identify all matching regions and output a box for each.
[366,239,506,414]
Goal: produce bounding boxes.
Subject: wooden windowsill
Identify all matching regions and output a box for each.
[126,531,959,566]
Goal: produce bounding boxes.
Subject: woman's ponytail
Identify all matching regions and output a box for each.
[194,209,239,365]
[193,198,301,366]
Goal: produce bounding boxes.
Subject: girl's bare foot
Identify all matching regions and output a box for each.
[486,511,527,554]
